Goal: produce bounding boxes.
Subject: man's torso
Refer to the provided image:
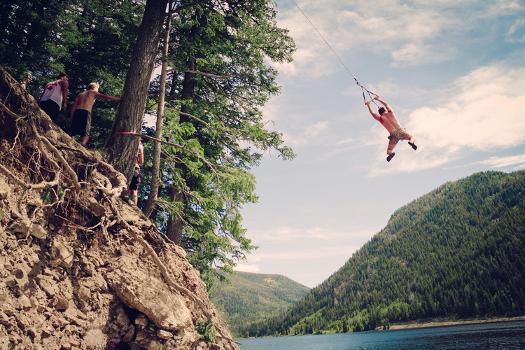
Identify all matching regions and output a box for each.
[379,112,402,133]
[75,90,97,112]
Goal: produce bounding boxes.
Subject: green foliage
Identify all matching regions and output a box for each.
[209,271,310,336]
[196,320,216,342]
[247,171,525,336]
[0,0,142,146]
[144,0,296,284]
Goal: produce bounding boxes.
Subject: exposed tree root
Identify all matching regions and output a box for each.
[0,66,237,348]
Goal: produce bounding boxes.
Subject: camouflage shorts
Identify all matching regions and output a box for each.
[388,128,412,143]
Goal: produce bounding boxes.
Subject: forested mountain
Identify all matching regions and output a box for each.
[210,272,309,335]
[245,171,525,336]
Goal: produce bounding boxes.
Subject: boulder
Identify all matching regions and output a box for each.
[30,224,47,240]
[54,296,70,311]
[83,328,107,349]
[52,239,74,268]
[107,257,192,332]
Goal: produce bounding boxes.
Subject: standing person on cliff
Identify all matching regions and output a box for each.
[365,95,417,162]
[39,73,69,122]
[128,139,144,205]
[20,72,32,90]
[69,82,120,147]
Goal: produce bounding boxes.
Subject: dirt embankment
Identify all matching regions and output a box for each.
[0,67,238,350]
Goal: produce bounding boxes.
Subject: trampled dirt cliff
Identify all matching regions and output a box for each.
[0,67,238,350]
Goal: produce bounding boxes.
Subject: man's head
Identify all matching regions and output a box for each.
[378,107,386,115]
[57,73,68,80]
[87,82,100,91]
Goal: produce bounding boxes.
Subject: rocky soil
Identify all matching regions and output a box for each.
[0,67,238,350]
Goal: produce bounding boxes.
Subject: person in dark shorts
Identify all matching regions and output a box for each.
[70,109,92,141]
[129,140,144,205]
[70,82,120,146]
[39,73,69,121]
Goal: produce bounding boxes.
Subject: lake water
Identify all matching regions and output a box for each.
[239,321,525,350]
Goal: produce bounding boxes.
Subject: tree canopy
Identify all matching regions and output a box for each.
[0,0,296,287]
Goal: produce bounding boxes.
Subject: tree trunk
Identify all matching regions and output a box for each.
[166,67,194,244]
[143,10,172,218]
[106,0,168,180]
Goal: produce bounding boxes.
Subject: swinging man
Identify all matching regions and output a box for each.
[365,95,417,162]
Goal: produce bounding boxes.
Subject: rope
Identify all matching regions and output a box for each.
[274,0,379,107]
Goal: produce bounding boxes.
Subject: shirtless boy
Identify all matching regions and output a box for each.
[70,82,120,146]
[365,95,417,162]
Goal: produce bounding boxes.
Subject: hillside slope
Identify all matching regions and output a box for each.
[210,272,309,335]
[0,68,238,349]
[247,171,525,336]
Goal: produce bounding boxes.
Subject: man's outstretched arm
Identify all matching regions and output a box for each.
[365,101,381,121]
[374,95,392,112]
[95,92,121,102]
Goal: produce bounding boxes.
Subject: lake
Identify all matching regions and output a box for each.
[239,321,525,350]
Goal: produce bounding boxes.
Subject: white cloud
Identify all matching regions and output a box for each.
[391,42,455,67]
[235,263,261,273]
[274,0,525,76]
[368,63,525,175]
[480,154,525,169]
[250,226,374,243]
[262,99,280,122]
[485,0,524,18]
[506,19,525,43]
[256,245,361,261]
[283,121,328,146]
[336,137,355,146]
[274,0,462,75]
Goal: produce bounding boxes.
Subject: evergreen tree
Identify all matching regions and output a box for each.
[141,0,295,284]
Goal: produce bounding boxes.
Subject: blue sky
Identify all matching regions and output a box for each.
[237,0,525,288]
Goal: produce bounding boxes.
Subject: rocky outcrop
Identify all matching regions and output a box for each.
[0,67,238,349]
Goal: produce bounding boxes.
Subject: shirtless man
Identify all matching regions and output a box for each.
[366,95,417,162]
[70,82,120,146]
[40,73,69,122]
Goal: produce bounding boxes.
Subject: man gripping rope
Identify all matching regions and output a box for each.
[365,96,417,162]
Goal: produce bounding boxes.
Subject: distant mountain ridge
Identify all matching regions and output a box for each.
[210,271,309,336]
[245,171,525,336]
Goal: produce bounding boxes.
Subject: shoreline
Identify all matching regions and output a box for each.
[388,315,525,331]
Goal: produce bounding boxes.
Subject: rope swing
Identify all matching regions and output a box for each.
[283,0,380,107]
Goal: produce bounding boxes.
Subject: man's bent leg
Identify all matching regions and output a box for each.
[387,137,398,155]
[406,134,417,151]
[400,129,417,150]
[386,137,398,162]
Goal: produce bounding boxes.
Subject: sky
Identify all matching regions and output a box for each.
[235,0,525,288]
